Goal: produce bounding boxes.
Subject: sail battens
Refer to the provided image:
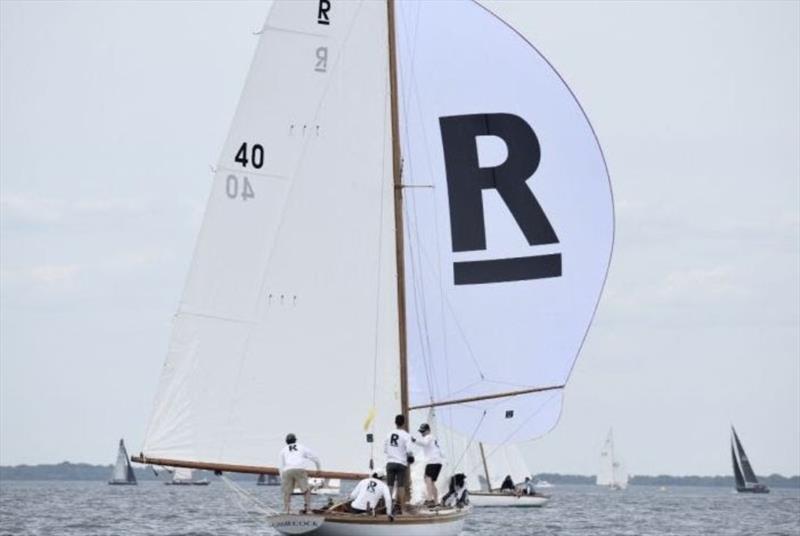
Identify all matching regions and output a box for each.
[453,254,562,285]
[215,166,291,182]
[408,384,564,410]
[132,455,366,480]
[177,310,257,325]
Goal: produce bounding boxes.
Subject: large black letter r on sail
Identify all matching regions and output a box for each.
[439,113,561,285]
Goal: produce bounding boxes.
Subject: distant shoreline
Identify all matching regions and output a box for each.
[1,463,798,488]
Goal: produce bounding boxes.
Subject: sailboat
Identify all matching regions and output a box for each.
[165,467,210,486]
[132,0,613,534]
[731,426,769,493]
[257,473,280,486]
[303,478,341,496]
[108,439,137,485]
[596,429,628,490]
[468,443,549,508]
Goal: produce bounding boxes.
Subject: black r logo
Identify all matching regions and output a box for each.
[439,113,562,285]
[390,433,399,447]
[317,0,331,25]
[367,481,377,493]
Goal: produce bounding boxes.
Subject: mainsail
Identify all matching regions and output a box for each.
[732,427,759,484]
[137,0,613,490]
[140,0,399,478]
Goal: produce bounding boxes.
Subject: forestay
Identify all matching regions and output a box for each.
[141,0,400,476]
[396,1,614,444]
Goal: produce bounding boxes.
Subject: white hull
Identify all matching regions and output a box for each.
[469,492,549,508]
[269,507,469,536]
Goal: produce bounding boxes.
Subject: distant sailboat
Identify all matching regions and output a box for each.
[257,473,280,486]
[165,467,210,486]
[731,426,769,493]
[294,478,341,496]
[596,429,628,490]
[108,439,137,485]
[468,443,549,508]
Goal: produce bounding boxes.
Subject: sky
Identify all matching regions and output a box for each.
[1,1,798,477]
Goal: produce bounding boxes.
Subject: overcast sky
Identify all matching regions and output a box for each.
[1,1,798,477]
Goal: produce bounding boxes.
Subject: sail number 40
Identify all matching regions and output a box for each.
[226,174,254,201]
[234,142,264,169]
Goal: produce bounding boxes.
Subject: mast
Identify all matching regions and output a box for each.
[479,442,493,492]
[386,0,409,426]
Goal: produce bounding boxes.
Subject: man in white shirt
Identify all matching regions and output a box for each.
[383,414,412,515]
[279,433,321,514]
[412,422,445,505]
[348,473,393,518]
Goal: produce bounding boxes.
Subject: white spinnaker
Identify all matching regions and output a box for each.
[396,1,613,444]
[142,0,400,475]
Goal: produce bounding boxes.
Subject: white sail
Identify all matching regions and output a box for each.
[141,0,400,475]
[396,1,613,444]
[172,467,194,482]
[110,439,136,484]
[597,429,627,489]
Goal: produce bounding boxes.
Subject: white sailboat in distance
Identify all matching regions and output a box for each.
[133,0,613,534]
[165,467,210,486]
[596,429,628,490]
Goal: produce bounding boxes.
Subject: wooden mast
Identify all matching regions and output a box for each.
[386,0,409,427]
[479,442,493,492]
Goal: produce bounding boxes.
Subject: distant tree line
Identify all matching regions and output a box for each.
[0,462,249,482]
[1,464,798,488]
[535,473,800,488]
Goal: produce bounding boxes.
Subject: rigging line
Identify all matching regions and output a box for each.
[407,189,440,398]
[405,190,439,400]
[395,0,439,402]
[396,0,422,128]
[220,474,276,516]
[368,56,392,466]
[450,410,486,474]
[404,211,436,400]
[487,391,561,457]
[406,80,485,382]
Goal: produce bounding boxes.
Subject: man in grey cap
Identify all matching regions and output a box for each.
[412,422,445,506]
[279,433,321,513]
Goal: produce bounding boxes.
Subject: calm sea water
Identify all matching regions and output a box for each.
[1,481,798,536]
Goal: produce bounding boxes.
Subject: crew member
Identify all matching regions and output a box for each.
[279,433,321,514]
[412,422,444,506]
[384,414,412,515]
[348,473,393,518]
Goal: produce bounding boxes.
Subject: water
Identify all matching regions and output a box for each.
[1,481,798,535]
